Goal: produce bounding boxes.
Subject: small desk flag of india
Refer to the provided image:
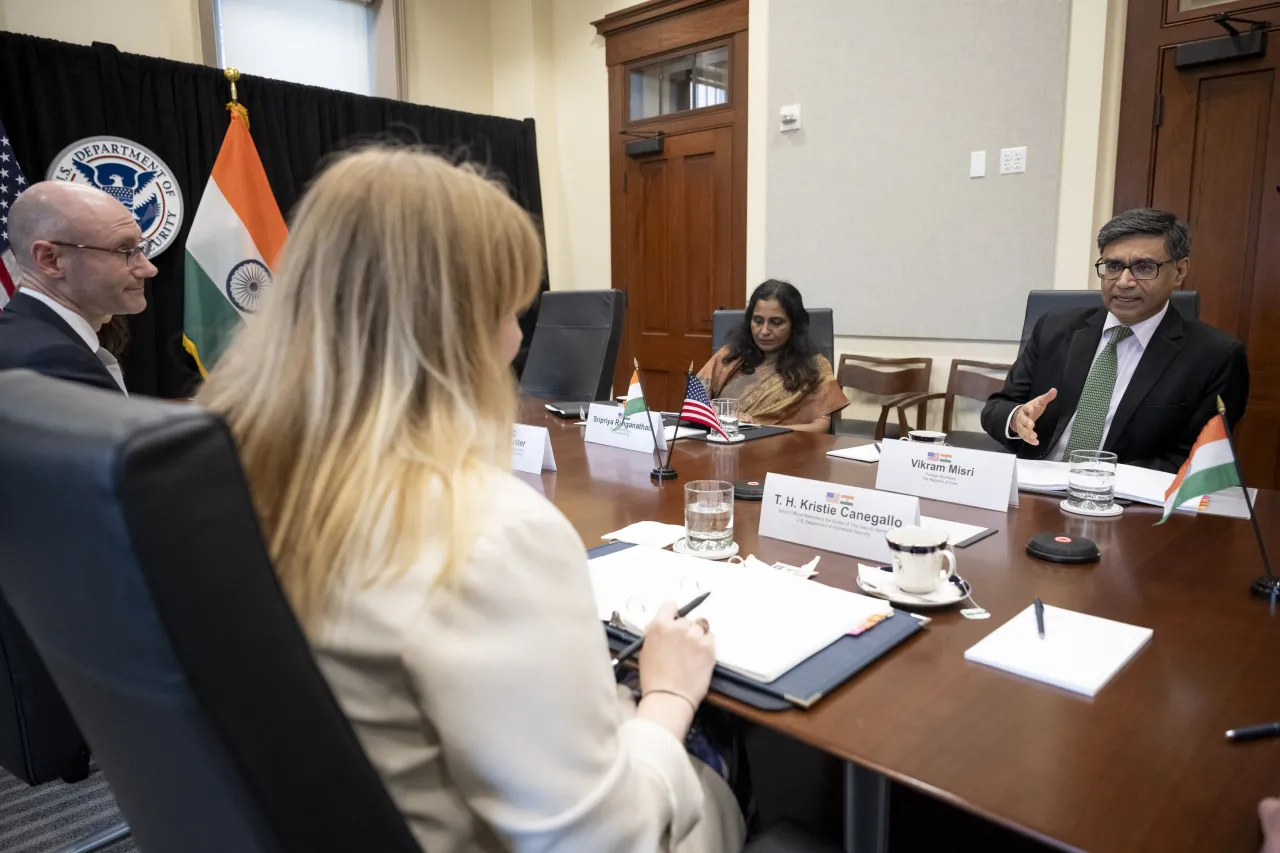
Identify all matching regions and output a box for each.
[614,368,646,430]
[1158,413,1240,524]
[183,109,287,375]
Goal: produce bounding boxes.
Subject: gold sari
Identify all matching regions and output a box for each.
[697,346,848,427]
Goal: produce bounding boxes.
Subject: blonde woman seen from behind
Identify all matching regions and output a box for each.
[199,148,746,853]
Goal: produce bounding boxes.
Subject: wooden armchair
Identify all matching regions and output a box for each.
[831,355,933,440]
[894,359,1011,451]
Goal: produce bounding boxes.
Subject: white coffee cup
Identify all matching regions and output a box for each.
[900,430,948,444]
[885,526,957,594]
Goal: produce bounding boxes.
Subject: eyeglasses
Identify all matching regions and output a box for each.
[1094,257,1178,281]
[48,240,154,270]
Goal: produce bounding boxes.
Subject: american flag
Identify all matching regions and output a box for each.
[677,374,730,440]
[0,118,30,309]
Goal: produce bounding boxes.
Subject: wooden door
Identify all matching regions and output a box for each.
[1116,0,1280,486]
[595,0,749,413]
[623,126,734,409]
[1150,35,1280,486]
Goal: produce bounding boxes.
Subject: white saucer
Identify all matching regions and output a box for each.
[705,432,746,444]
[672,538,739,560]
[1059,499,1124,518]
[856,567,970,609]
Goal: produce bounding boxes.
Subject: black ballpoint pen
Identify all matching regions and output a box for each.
[1225,721,1280,743]
[611,592,711,668]
[1034,597,1046,639]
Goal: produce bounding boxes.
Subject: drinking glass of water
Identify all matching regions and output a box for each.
[712,398,740,437]
[684,480,735,554]
[1066,450,1118,512]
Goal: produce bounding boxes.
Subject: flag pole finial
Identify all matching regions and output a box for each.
[224,68,249,128]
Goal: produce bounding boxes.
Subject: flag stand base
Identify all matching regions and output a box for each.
[650,466,678,482]
[1249,576,1280,601]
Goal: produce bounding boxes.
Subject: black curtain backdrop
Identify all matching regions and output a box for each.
[0,32,547,398]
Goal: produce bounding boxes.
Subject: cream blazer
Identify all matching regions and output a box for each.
[313,470,746,853]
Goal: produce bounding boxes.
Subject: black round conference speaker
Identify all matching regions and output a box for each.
[1026,532,1100,565]
[734,479,764,501]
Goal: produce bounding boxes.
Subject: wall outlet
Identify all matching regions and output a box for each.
[999,146,1027,174]
[970,150,986,178]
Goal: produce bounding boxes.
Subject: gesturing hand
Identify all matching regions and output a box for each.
[1014,388,1058,446]
[1261,797,1280,853]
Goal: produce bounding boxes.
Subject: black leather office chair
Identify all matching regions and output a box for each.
[0,371,423,853]
[0,597,89,786]
[712,308,836,367]
[1020,289,1200,344]
[519,289,626,402]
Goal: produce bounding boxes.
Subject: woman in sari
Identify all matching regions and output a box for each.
[697,280,847,433]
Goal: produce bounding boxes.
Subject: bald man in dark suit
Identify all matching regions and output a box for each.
[0,181,156,393]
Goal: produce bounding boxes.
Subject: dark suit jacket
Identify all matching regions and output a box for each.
[0,293,119,392]
[981,305,1249,473]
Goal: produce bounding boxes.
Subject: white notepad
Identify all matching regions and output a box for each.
[964,604,1152,697]
[827,443,881,463]
[589,546,889,683]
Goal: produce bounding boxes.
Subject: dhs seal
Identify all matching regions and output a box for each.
[47,136,184,258]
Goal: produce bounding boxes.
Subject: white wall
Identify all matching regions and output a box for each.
[403,0,494,114]
[0,0,203,62]
[766,0,1071,343]
[747,0,1121,430]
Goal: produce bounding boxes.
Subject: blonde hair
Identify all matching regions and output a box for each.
[199,147,543,631]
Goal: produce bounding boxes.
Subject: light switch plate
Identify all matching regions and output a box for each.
[780,103,802,132]
[970,150,986,178]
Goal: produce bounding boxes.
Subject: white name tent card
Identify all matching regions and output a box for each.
[510,424,556,474]
[964,604,1152,697]
[876,441,1018,512]
[759,473,921,564]
[583,402,662,454]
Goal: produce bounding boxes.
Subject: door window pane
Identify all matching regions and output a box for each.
[629,46,730,121]
[1179,0,1242,9]
[694,47,728,110]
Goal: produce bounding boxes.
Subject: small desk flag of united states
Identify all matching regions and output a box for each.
[0,118,31,309]
[1158,413,1240,524]
[679,374,730,441]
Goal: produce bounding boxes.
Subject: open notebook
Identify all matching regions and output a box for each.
[1016,459,1255,518]
[588,546,892,683]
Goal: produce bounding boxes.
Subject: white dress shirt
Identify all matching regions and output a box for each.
[1008,302,1169,461]
[18,287,127,394]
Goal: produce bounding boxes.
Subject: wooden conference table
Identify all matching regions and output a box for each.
[516,401,1279,853]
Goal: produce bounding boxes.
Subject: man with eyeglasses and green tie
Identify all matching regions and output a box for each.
[0,181,158,395]
[982,208,1249,473]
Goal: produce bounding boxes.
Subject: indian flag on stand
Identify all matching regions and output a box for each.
[183,107,287,375]
[614,368,647,430]
[1158,414,1240,524]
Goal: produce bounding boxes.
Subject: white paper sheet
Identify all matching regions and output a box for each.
[589,546,890,683]
[601,521,687,549]
[827,443,881,463]
[664,425,705,441]
[964,604,1152,697]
